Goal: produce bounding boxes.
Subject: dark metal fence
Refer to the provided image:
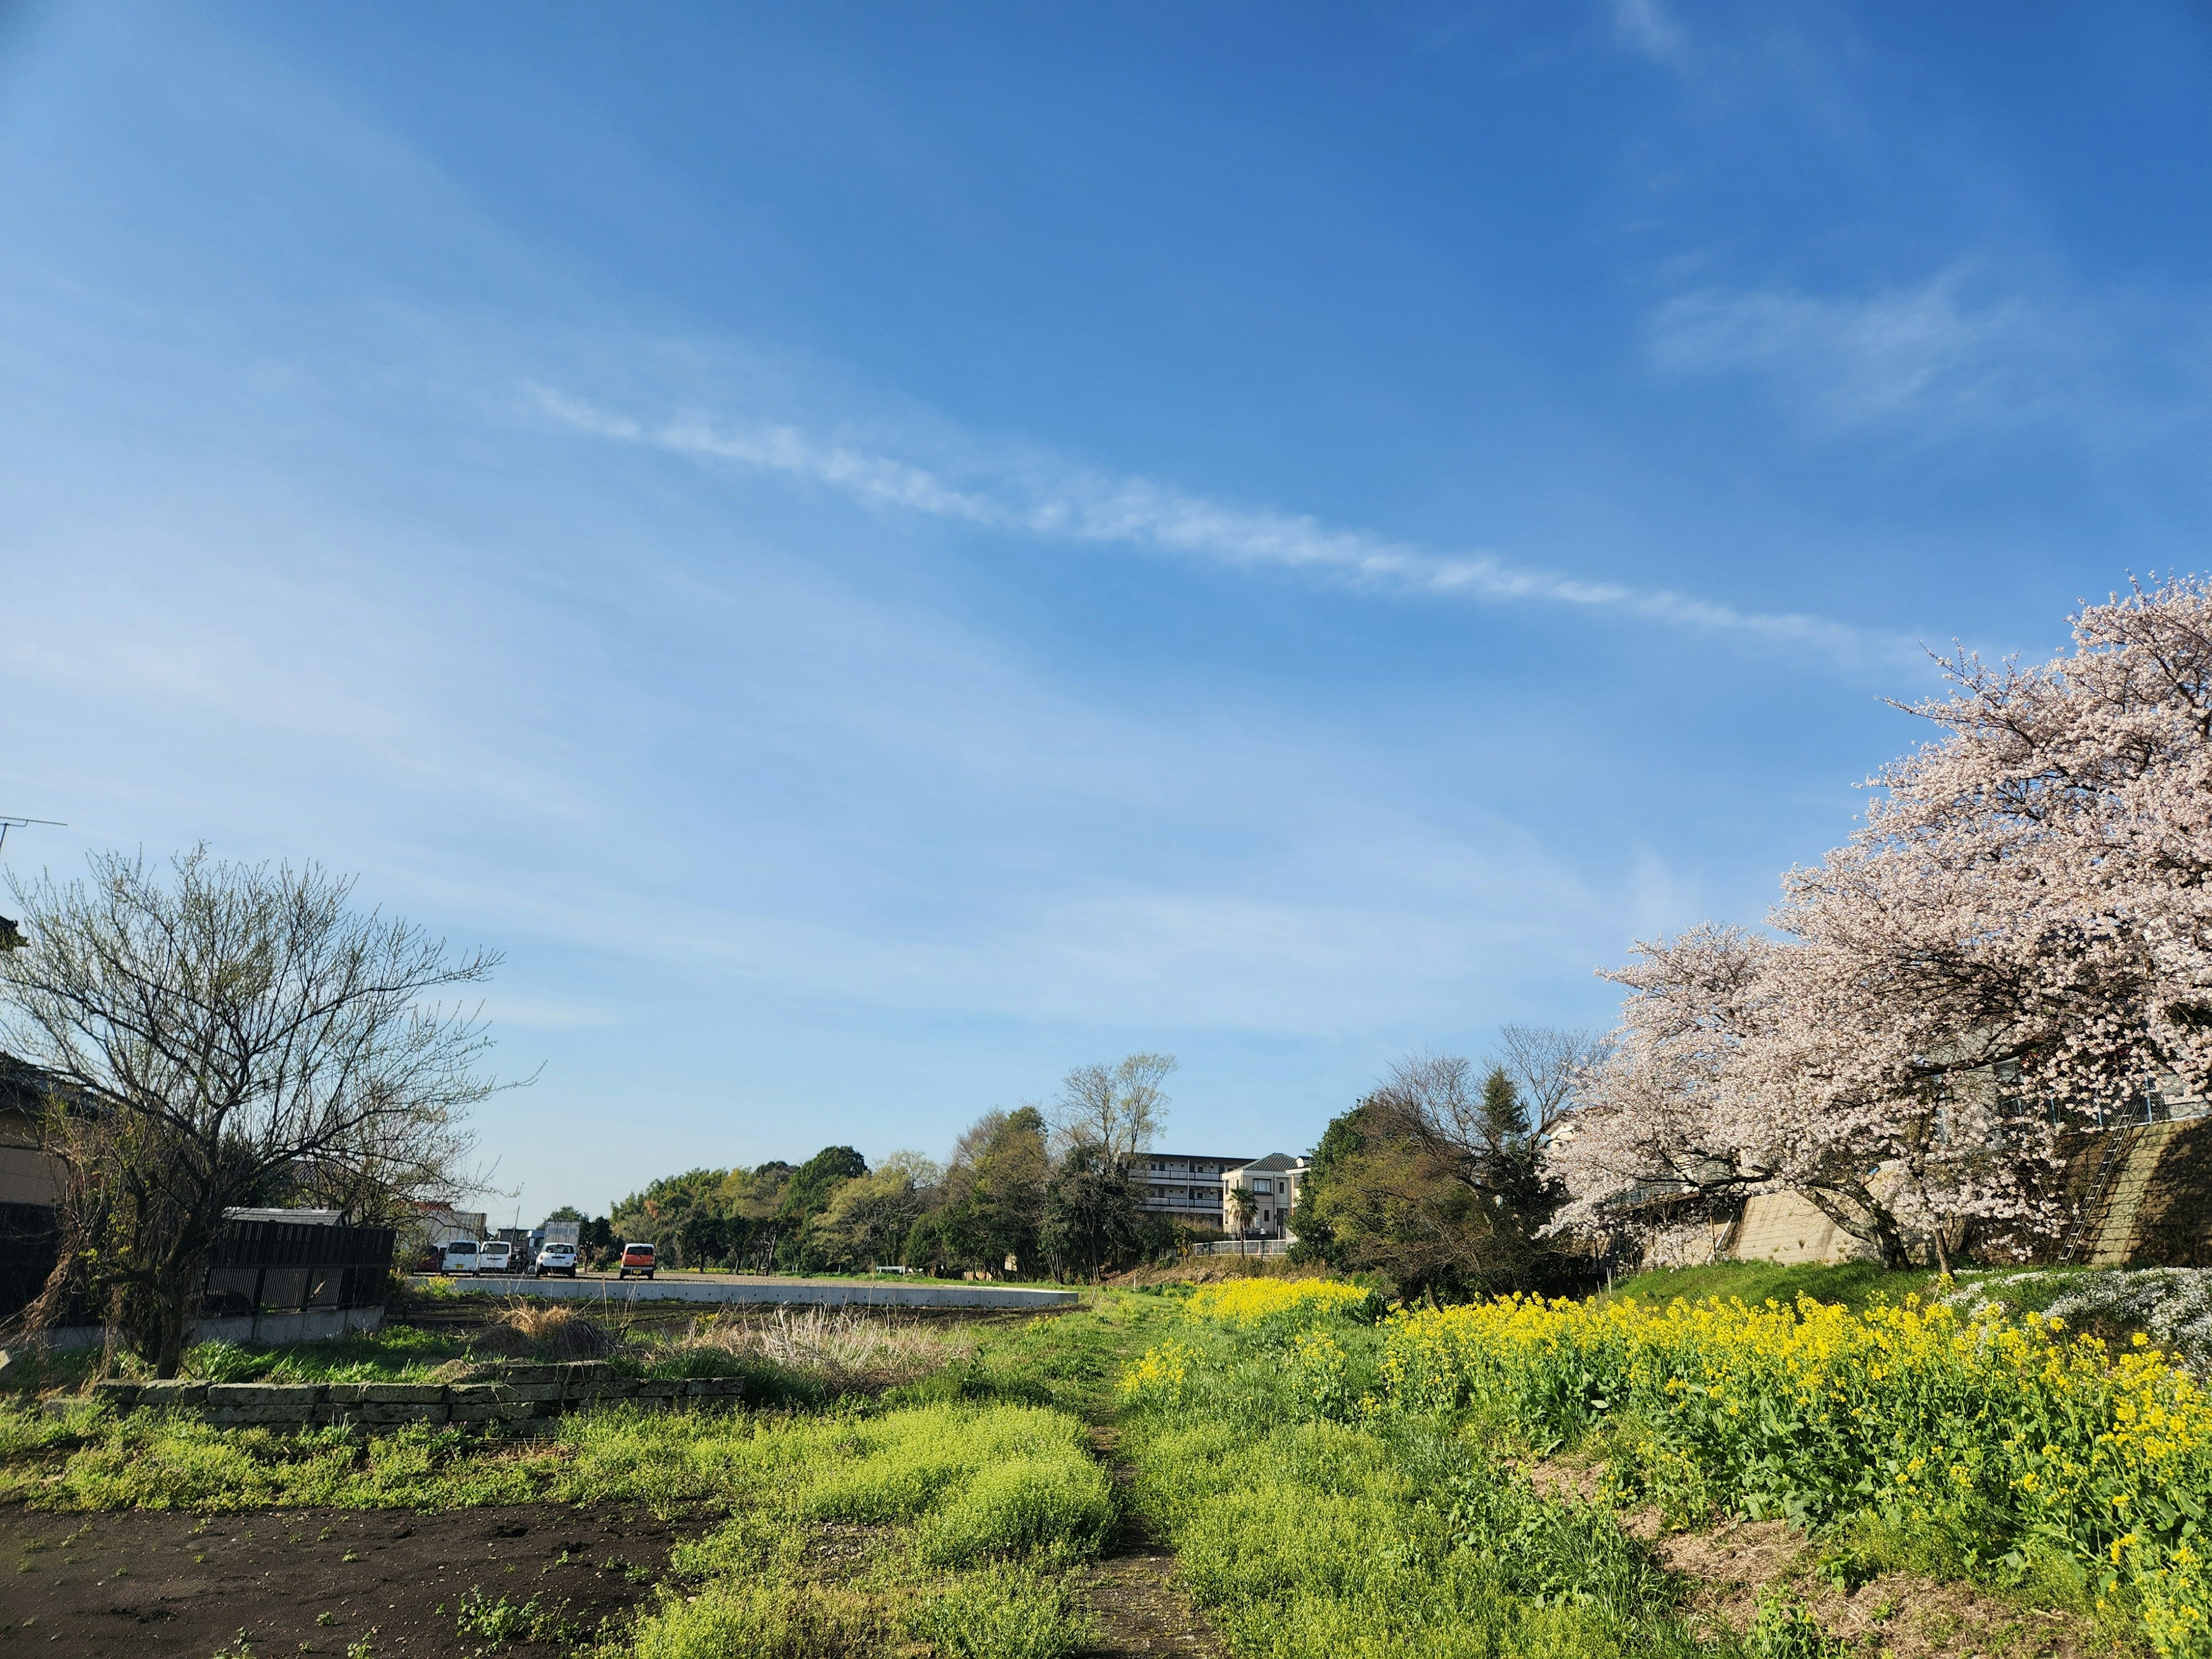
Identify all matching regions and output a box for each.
[0,1201,67,1325]
[0,1211,395,1327]
[200,1219,395,1318]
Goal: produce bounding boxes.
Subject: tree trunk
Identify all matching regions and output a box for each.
[1870,1210,1913,1271]
[154,1285,191,1380]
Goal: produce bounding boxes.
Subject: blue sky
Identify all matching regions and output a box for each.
[2,2,2207,1221]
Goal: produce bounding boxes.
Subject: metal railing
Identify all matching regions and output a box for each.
[1195,1237,1291,1257]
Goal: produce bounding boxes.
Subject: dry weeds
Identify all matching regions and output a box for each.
[669,1306,972,1393]
[472,1300,620,1359]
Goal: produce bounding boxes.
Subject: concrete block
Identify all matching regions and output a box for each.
[206,1404,315,1427]
[324,1383,370,1405]
[361,1383,446,1404]
[448,1402,504,1423]
[92,1380,142,1408]
[135,1380,209,1408]
[570,1376,637,1402]
[505,1382,565,1403]
[562,1361,615,1384]
[501,1363,564,1385]
[361,1402,448,1426]
[315,1404,364,1427]
[447,1383,517,1406]
[209,1384,325,1409]
[636,1378,687,1400]
[686,1377,744,1399]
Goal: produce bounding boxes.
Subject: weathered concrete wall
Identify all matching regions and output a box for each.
[2095,1118,2212,1266]
[412,1275,1080,1310]
[20,1302,386,1354]
[1729,1192,1874,1266]
[54,1360,737,1427]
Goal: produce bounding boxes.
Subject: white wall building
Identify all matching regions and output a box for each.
[1132,1153,1249,1232]
[1221,1153,1309,1239]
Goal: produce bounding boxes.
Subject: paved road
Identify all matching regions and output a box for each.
[407,1271,1080,1310]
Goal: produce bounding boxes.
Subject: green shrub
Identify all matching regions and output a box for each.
[908,1564,1093,1659]
[623,1578,873,1659]
[912,1456,1113,1567]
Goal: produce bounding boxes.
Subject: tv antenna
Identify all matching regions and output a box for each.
[0,817,65,857]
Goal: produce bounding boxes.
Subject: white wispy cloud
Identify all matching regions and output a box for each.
[532,386,1900,667]
[1611,0,1687,66]
[1648,268,2090,431]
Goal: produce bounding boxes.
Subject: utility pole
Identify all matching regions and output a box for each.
[0,816,65,859]
[0,815,65,950]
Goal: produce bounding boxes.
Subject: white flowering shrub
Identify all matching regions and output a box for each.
[1944,1267,2212,1372]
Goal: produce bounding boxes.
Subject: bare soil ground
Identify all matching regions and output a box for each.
[1519,1456,2116,1659]
[1650,1517,2110,1659]
[1075,1427,1225,1658]
[0,1501,709,1657]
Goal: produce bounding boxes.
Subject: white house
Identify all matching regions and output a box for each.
[1220,1153,1309,1240]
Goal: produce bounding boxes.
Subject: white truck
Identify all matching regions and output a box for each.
[533,1218,584,1277]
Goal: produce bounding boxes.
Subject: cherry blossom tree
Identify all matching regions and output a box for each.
[1554,577,2212,1267]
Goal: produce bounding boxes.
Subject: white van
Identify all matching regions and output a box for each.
[440,1238,482,1275]
[478,1240,516,1275]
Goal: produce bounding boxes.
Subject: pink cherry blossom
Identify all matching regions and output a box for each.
[1552,577,2212,1267]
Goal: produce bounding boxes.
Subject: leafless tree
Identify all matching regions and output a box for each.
[1047,1053,1175,1166]
[0,847,506,1375]
[1491,1023,1611,1138]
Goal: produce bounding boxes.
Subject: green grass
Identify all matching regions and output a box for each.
[1603,1260,1940,1313]
[0,1309,1153,1659]
[184,1324,475,1383]
[608,1400,1116,1658]
[1604,1260,2119,1327]
[885,1295,1151,1421]
[1118,1309,1732,1658]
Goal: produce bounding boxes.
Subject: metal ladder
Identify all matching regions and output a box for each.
[2061,1123,2144,1266]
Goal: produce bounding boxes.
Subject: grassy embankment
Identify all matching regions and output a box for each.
[9,1264,2197,1656]
[1,1295,1158,1657]
[1116,1270,2207,1658]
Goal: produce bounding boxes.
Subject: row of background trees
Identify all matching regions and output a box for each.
[585,1055,1183,1282]
[586,1032,1616,1299]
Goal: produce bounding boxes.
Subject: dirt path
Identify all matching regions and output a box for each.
[0,1501,707,1657]
[1073,1426,1227,1659]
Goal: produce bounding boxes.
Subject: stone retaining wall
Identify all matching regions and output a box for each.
[54,1361,740,1429]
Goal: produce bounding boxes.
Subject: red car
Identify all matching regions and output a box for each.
[618,1241,657,1280]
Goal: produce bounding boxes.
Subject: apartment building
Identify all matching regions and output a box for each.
[1131,1150,1314,1239]
[1132,1152,1249,1232]
[1221,1153,1309,1238]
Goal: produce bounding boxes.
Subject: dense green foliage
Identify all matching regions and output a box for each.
[606,1146,875,1272]
[1289,1066,1582,1302]
[904,1107,1052,1279]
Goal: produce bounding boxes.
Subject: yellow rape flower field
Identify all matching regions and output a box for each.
[1376,1290,2212,1651]
[1119,1275,2211,1657]
[1180,1275,1383,1326]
